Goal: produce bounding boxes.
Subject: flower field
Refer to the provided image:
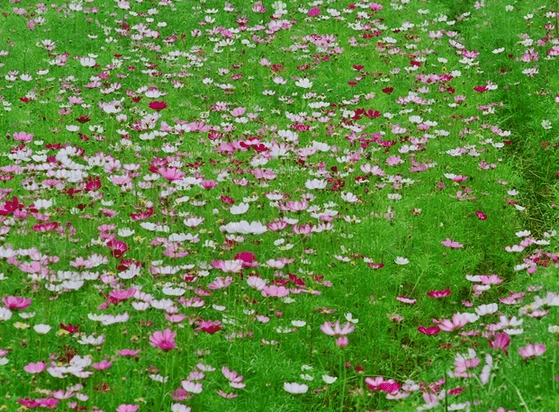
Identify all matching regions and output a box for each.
[1,0,559,411]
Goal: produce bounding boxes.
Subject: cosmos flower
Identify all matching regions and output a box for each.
[3,296,32,310]
[518,343,546,360]
[283,382,308,394]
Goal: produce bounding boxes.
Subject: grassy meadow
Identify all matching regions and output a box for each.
[0,0,559,411]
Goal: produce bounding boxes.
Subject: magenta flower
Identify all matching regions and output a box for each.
[476,210,487,220]
[488,333,510,355]
[308,7,321,17]
[418,326,440,335]
[2,296,32,310]
[518,343,546,360]
[149,329,177,351]
[199,320,222,334]
[108,287,137,303]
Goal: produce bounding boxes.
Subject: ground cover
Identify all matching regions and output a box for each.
[0,0,558,411]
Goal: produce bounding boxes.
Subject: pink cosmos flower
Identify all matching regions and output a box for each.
[261,285,289,298]
[396,296,416,305]
[441,238,464,248]
[149,329,177,351]
[252,1,266,13]
[181,380,203,393]
[336,336,349,347]
[157,167,184,181]
[24,361,46,374]
[438,313,478,332]
[211,259,243,273]
[208,276,233,290]
[217,389,237,399]
[117,349,141,357]
[518,343,546,360]
[320,321,355,336]
[13,132,34,142]
[116,404,139,412]
[3,296,32,310]
[92,359,113,370]
[247,276,266,290]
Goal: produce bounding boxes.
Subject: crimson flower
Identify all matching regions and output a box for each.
[149,101,167,111]
[60,323,80,333]
[107,240,129,258]
[0,196,24,216]
[476,210,487,220]
[382,87,394,94]
[427,289,451,298]
[85,176,102,191]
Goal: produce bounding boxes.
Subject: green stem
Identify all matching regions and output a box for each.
[505,376,531,412]
[339,351,346,412]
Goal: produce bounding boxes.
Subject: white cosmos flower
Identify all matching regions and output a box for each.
[79,57,96,67]
[475,303,498,316]
[34,324,51,334]
[118,228,135,237]
[0,308,12,321]
[283,382,308,394]
[394,257,409,265]
[295,78,313,88]
[220,221,267,235]
[322,374,337,384]
[305,179,327,190]
[341,192,359,203]
[230,203,249,215]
